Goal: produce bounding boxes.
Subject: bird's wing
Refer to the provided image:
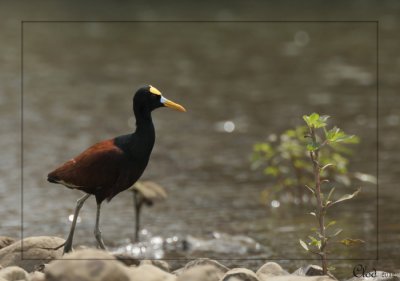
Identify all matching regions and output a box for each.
[48,139,126,192]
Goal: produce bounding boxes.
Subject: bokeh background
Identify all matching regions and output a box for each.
[1,1,399,278]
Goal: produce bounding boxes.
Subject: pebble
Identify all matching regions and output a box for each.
[45,248,131,281]
[127,264,176,281]
[221,268,260,281]
[177,265,224,281]
[0,266,29,281]
[0,236,64,272]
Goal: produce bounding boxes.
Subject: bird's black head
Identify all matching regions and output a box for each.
[133,85,186,114]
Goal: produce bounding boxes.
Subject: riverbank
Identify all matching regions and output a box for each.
[1,236,396,281]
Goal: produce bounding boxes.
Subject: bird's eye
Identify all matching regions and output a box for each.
[151,94,160,100]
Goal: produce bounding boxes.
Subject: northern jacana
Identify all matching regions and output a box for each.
[47,85,186,253]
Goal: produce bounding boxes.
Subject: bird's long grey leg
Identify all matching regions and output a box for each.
[63,193,91,254]
[133,191,140,242]
[94,202,106,250]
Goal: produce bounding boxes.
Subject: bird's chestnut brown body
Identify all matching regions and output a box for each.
[48,130,155,204]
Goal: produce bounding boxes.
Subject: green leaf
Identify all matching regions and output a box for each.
[340,238,365,246]
[325,187,336,205]
[308,236,322,249]
[304,184,315,194]
[253,143,275,159]
[326,220,336,229]
[306,141,319,151]
[325,127,340,141]
[328,188,361,207]
[325,127,359,144]
[321,163,335,171]
[253,143,271,152]
[264,166,279,177]
[285,129,296,137]
[319,115,330,122]
[299,239,309,251]
[336,134,357,143]
[303,113,318,126]
[331,228,343,238]
[313,115,329,128]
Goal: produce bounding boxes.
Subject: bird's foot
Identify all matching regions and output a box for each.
[62,239,74,255]
[94,230,107,250]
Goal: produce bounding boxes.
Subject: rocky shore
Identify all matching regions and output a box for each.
[0,236,395,281]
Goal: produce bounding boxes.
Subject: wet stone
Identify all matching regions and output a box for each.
[28,271,46,281]
[45,248,131,281]
[179,258,229,274]
[292,265,337,280]
[0,237,16,250]
[0,236,64,272]
[176,265,223,281]
[140,259,171,272]
[293,265,325,276]
[256,262,290,279]
[127,264,176,281]
[113,253,140,267]
[221,268,260,281]
[0,266,29,281]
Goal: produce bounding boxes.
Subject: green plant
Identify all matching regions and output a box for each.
[252,118,374,206]
[299,113,364,274]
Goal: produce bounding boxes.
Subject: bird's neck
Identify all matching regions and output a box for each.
[134,107,156,147]
[135,117,155,137]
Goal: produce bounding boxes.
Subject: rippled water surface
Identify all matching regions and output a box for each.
[1,6,399,278]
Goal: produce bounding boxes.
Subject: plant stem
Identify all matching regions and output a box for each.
[309,126,328,274]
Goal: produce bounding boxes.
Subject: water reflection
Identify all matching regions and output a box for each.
[68,214,82,223]
[215,120,236,133]
[112,229,266,259]
[294,31,310,47]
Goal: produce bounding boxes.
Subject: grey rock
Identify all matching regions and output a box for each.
[140,260,170,272]
[0,266,29,281]
[175,258,229,276]
[31,263,46,273]
[173,267,185,276]
[293,265,324,276]
[113,253,140,267]
[256,262,290,279]
[177,265,224,281]
[0,236,64,272]
[221,268,260,281]
[127,264,176,281]
[0,237,16,250]
[28,271,46,281]
[292,265,337,280]
[45,248,131,281]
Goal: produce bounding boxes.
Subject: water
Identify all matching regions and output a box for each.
[1,5,399,279]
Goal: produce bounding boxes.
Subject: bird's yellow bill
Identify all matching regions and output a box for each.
[162,97,186,112]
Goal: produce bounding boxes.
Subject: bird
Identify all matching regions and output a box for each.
[47,85,186,254]
[128,180,167,242]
